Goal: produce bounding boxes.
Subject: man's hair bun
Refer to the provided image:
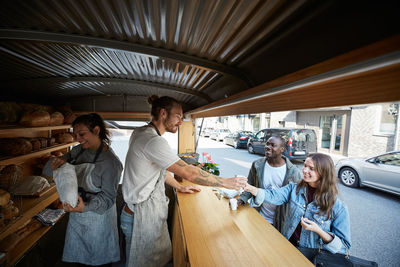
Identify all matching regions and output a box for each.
[148,95,159,105]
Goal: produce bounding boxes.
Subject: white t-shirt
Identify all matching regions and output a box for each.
[260,161,286,224]
[122,126,180,207]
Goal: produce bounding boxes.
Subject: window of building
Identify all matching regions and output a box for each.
[377,103,397,135]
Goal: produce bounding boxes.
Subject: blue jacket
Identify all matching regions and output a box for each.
[238,156,302,233]
[250,183,351,254]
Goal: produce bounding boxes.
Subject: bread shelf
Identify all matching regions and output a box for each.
[0,125,72,135]
[6,212,65,267]
[0,142,78,165]
[0,186,59,241]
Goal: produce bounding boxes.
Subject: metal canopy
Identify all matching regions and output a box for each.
[0,0,399,116]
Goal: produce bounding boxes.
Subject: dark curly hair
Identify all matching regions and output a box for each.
[72,113,111,145]
[148,95,181,120]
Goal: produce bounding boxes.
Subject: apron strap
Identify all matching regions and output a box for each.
[148,121,161,136]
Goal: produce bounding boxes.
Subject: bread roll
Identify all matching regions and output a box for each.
[54,133,74,144]
[0,138,32,156]
[2,201,19,220]
[19,110,50,127]
[49,111,64,126]
[0,189,10,206]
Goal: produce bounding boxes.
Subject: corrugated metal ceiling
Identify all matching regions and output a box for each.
[0,0,399,114]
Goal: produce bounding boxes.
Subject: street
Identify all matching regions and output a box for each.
[195,137,400,267]
[111,133,400,267]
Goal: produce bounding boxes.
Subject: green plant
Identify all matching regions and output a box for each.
[194,152,220,176]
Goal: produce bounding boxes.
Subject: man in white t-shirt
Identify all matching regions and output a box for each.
[238,136,302,232]
[121,95,247,267]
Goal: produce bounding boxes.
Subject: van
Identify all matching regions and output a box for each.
[247,128,317,160]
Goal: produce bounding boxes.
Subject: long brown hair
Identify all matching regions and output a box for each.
[297,153,338,219]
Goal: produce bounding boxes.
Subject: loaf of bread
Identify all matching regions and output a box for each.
[0,138,32,156]
[37,137,48,148]
[0,102,22,124]
[51,151,63,157]
[19,110,50,127]
[0,219,41,252]
[56,106,76,124]
[49,111,64,126]
[0,189,10,206]
[0,164,23,191]
[54,132,74,144]
[46,137,56,146]
[29,138,41,151]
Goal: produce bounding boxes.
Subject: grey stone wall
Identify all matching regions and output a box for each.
[347,105,396,158]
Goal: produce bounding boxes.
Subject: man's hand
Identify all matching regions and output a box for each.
[63,195,85,212]
[243,183,258,196]
[177,185,201,194]
[222,176,247,190]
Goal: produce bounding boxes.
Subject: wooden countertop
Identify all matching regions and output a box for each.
[176,181,313,267]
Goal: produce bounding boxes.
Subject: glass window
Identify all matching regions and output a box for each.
[376,152,400,166]
[378,103,397,135]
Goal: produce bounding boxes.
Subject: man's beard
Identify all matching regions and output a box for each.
[163,116,178,133]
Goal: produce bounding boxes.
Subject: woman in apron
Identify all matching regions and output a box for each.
[50,113,123,267]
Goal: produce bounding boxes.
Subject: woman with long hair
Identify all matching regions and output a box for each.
[244,153,350,254]
[49,113,123,267]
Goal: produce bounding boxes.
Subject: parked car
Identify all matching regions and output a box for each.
[223,131,254,149]
[210,129,231,141]
[335,151,400,196]
[200,127,214,137]
[247,128,317,160]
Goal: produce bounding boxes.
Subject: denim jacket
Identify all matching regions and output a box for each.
[238,156,302,233]
[250,183,351,254]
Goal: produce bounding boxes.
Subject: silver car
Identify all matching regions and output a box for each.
[335,151,400,196]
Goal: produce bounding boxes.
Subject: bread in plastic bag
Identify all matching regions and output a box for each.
[53,163,78,208]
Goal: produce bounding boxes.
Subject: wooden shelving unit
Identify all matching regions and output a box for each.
[0,186,59,241]
[0,125,72,136]
[0,124,74,266]
[6,213,65,267]
[0,142,78,165]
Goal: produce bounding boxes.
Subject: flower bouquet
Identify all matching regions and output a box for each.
[195,152,220,176]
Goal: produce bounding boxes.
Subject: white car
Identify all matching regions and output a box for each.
[335,151,400,196]
[210,129,231,141]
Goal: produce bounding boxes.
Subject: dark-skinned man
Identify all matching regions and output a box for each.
[238,136,302,232]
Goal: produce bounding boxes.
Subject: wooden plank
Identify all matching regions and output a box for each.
[189,35,400,118]
[0,187,59,240]
[0,125,71,137]
[0,142,78,165]
[178,120,195,154]
[176,181,312,267]
[191,60,400,118]
[6,213,65,267]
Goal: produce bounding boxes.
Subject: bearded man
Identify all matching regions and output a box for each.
[121,95,247,267]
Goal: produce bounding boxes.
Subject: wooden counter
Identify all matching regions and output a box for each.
[172,181,313,267]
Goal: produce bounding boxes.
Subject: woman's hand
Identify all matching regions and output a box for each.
[243,183,258,196]
[301,217,333,243]
[50,157,67,170]
[63,196,85,213]
[177,185,201,194]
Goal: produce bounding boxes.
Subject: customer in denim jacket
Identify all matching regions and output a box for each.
[244,153,351,254]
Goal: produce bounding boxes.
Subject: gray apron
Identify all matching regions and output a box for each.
[62,144,120,265]
[127,169,172,267]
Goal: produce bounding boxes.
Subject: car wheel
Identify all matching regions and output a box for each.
[339,167,359,188]
[248,144,254,154]
[234,141,239,149]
